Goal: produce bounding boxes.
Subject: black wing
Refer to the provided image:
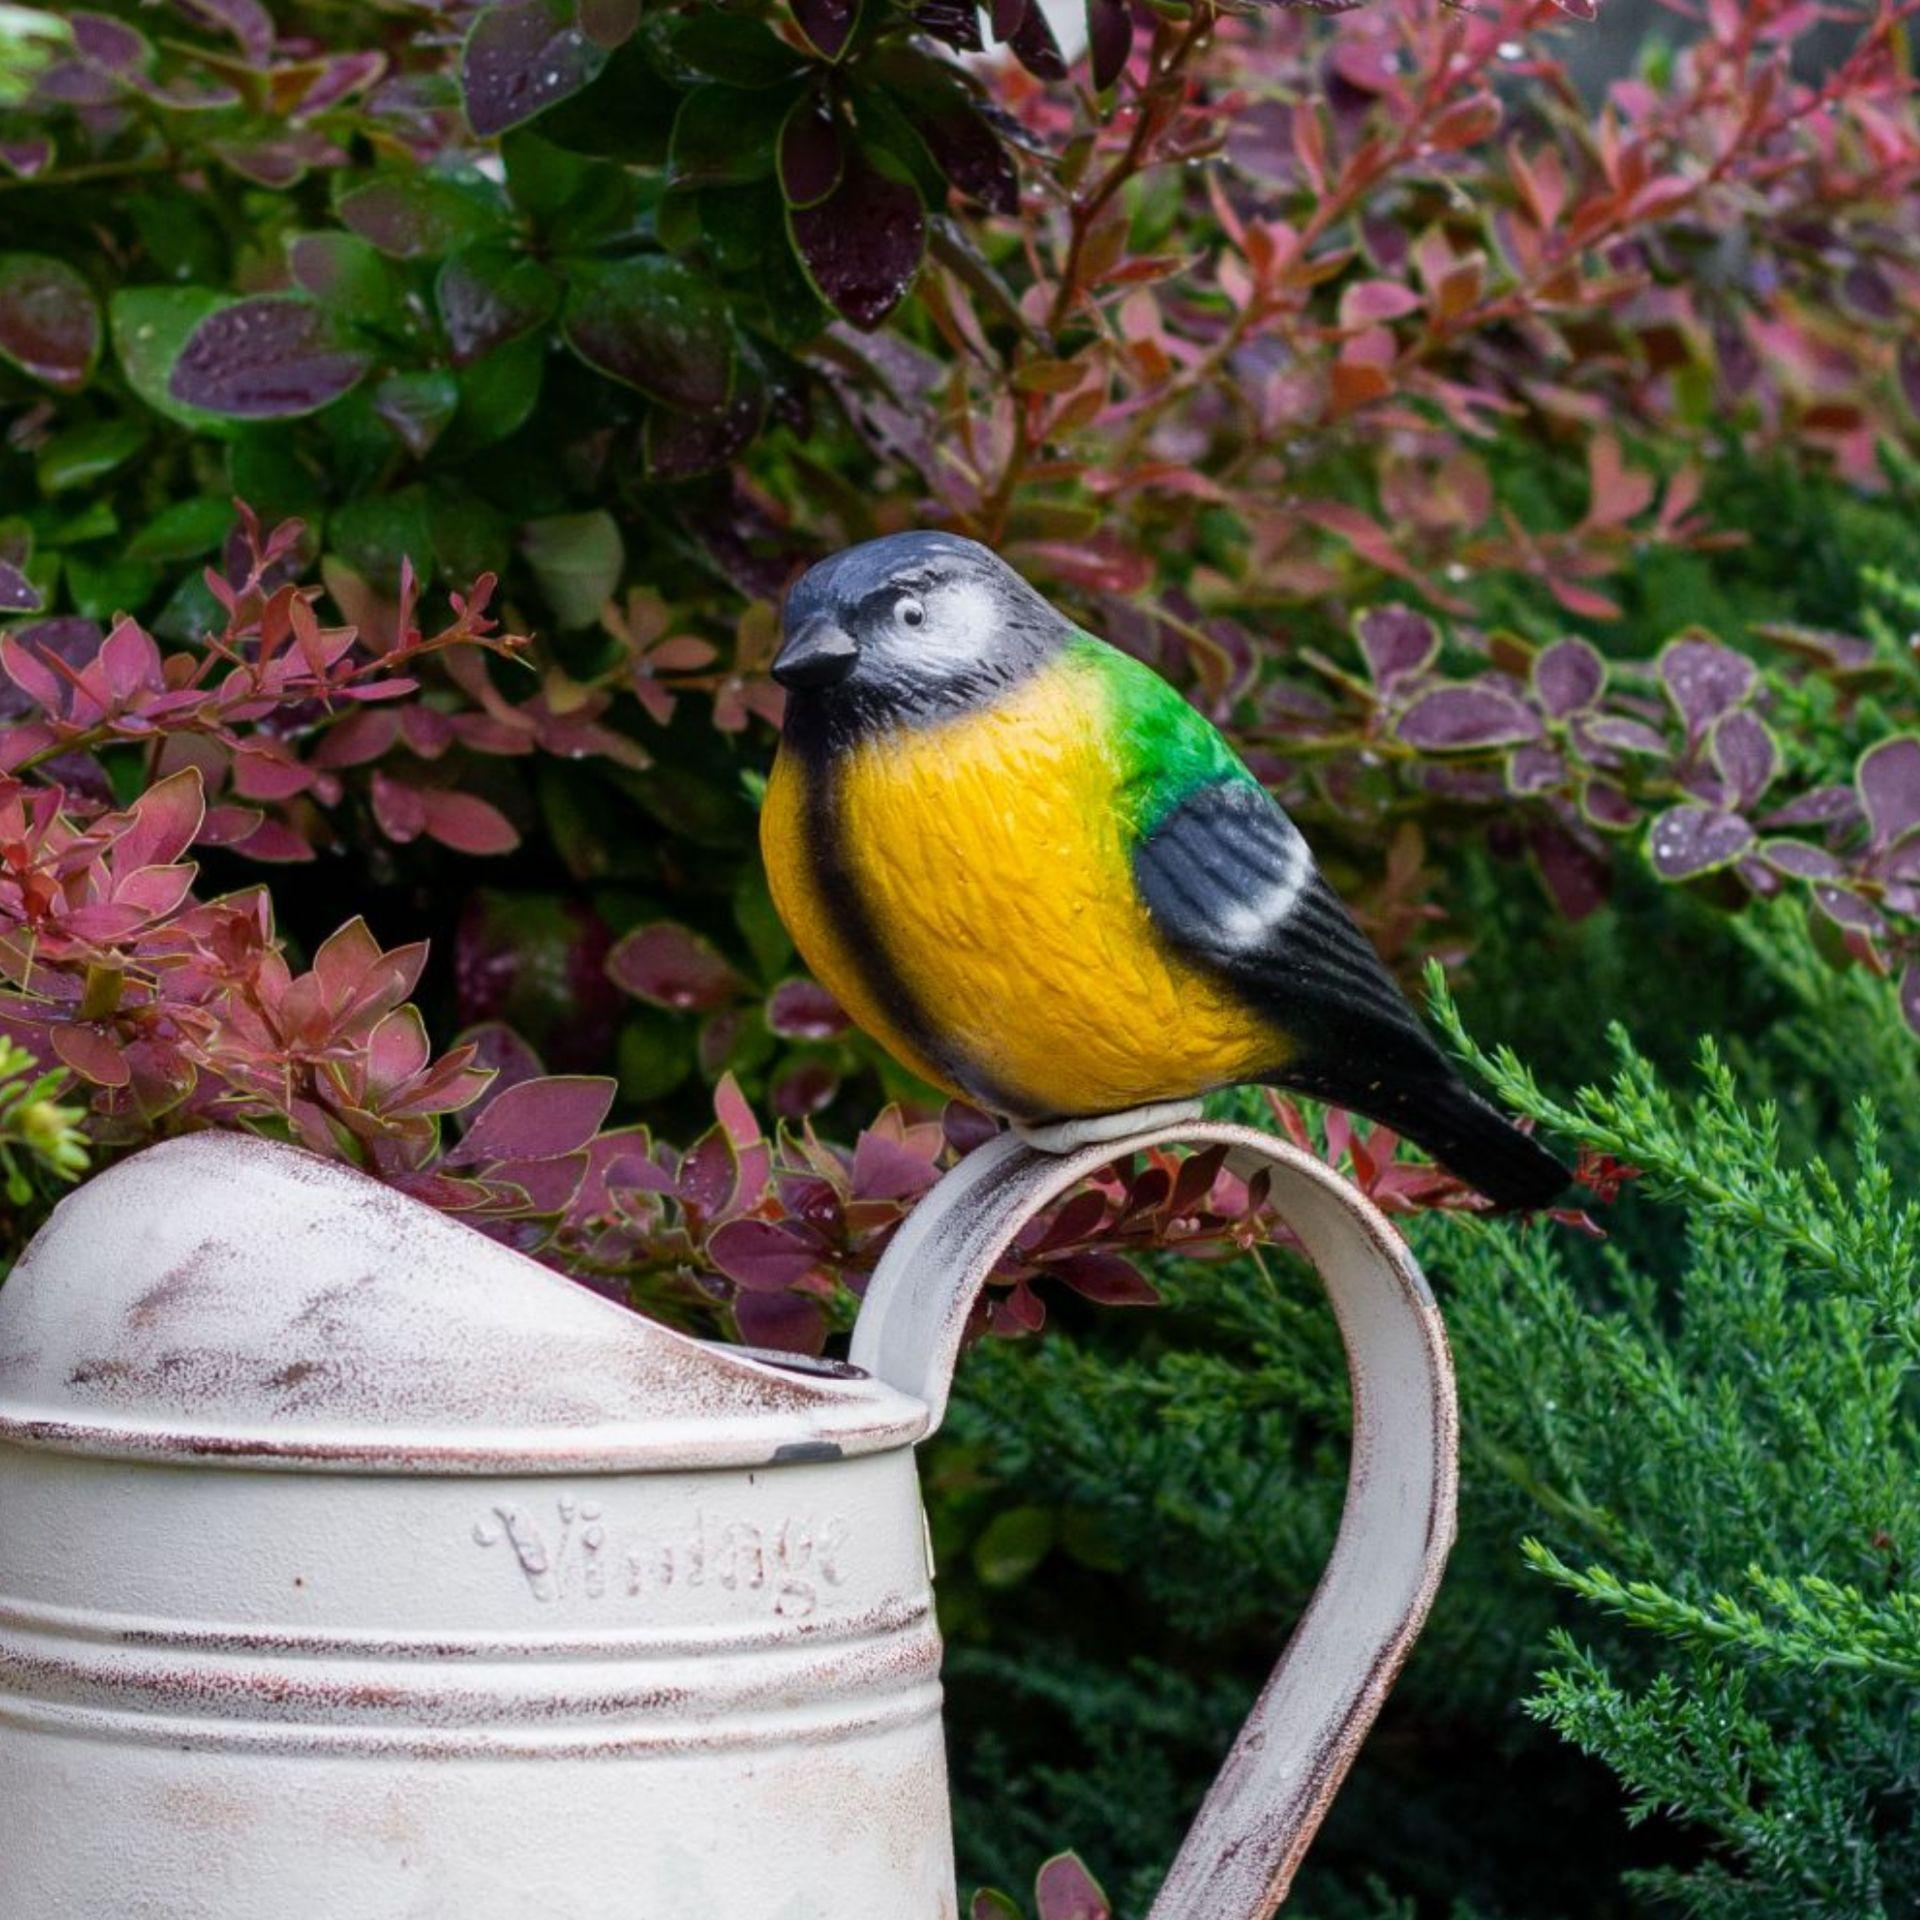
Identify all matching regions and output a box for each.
[1134,777,1569,1207]
[1134,778,1437,1074]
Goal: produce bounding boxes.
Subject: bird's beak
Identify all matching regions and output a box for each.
[772,615,859,691]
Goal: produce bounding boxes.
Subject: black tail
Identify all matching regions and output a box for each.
[1276,1056,1571,1211]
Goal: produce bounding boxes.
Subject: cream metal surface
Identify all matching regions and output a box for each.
[0,1118,1454,1917]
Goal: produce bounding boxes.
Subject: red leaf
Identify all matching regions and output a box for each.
[459,1075,615,1162]
[419,788,520,855]
[852,1128,942,1201]
[708,1219,822,1292]
[607,921,746,1012]
[766,978,850,1040]
[1047,1252,1160,1307]
[53,1022,130,1087]
[734,1289,828,1355]
[1036,1854,1111,1920]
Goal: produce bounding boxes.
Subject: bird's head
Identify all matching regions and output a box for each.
[772,532,1068,731]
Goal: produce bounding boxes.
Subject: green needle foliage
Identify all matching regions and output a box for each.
[942,919,1920,1918]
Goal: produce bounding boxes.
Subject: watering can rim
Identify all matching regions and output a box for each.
[0,1132,930,1475]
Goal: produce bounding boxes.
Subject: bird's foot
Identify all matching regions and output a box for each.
[1010,1100,1207,1156]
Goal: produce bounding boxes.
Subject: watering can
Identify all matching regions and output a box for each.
[0,1120,1453,1919]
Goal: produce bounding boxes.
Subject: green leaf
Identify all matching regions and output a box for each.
[288,232,400,327]
[501,130,641,244]
[109,287,239,435]
[669,84,793,187]
[428,485,514,582]
[331,488,437,594]
[449,331,546,448]
[665,13,806,86]
[521,508,623,628]
[336,170,509,260]
[125,496,237,564]
[560,255,736,412]
[373,369,461,459]
[64,551,160,619]
[35,416,148,495]
[733,869,794,981]
[972,1506,1057,1588]
[616,1008,696,1101]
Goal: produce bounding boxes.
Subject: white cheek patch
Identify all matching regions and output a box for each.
[915,578,1000,670]
[1218,817,1310,948]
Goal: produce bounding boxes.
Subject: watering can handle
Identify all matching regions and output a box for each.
[850,1119,1458,1920]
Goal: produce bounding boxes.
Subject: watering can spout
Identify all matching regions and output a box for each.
[851,1120,1458,1919]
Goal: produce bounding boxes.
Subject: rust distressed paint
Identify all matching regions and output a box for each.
[0,1122,1454,1918]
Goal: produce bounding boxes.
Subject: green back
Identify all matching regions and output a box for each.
[1064,633,1260,838]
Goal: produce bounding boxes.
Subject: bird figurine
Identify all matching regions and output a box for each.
[760,532,1569,1209]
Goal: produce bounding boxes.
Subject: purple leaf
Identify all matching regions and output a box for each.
[1087,0,1132,89]
[1048,1252,1160,1306]
[897,85,1018,215]
[0,561,41,614]
[1581,779,1639,831]
[1648,804,1754,880]
[779,96,847,209]
[1760,784,1863,831]
[561,256,737,411]
[1356,606,1439,692]
[734,1290,827,1355]
[1395,682,1541,751]
[851,1129,941,1201]
[1506,744,1564,795]
[1659,637,1754,737]
[1858,736,1920,849]
[70,11,151,74]
[1533,638,1604,718]
[436,249,558,366]
[1005,0,1066,78]
[456,1022,547,1122]
[766,978,850,1040]
[462,0,612,138]
[607,922,747,1011]
[643,380,768,481]
[791,0,858,59]
[1580,715,1669,757]
[678,1127,739,1218]
[1760,839,1844,880]
[0,254,101,393]
[771,1058,840,1118]
[708,1218,822,1291]
[917,1,982,50]
[168,298,371,419]
[1530,821,1610,921]
[0,139,53,181]
[1710,709,1777,810]
[1814,885,1889,936]
[789,155,927,330]
[171,0,274,63]
[457,1074,615,1163]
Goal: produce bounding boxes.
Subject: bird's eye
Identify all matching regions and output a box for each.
[898,598,926,629]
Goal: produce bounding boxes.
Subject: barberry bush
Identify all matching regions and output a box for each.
[5,0,1920,1912]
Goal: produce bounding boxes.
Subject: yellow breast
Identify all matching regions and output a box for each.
[761,664,1273,1120]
